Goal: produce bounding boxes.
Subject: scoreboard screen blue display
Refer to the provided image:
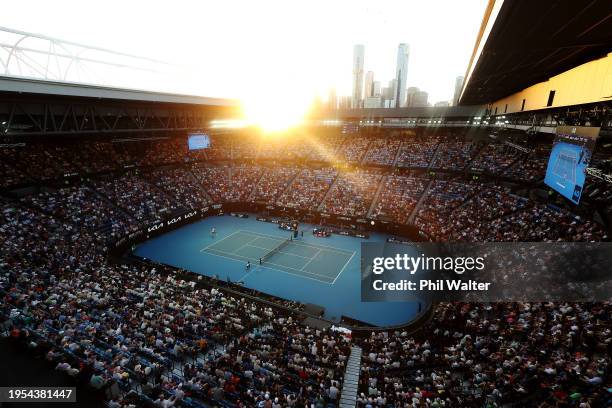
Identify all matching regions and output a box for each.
[544,126,599,205]
[188,133,210,150]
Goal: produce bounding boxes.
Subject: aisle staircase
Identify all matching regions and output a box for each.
[339,346,362,408]
[317,173,340,211]
[407,180,434,224]
[367,175,388,218]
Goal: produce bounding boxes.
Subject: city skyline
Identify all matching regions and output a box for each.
[346,42,456,109]
[3,0,489,127]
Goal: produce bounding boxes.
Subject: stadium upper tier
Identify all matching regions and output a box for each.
[0,132,608,241]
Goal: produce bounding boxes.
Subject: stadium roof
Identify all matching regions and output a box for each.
[460,0,612,105]
[0,76,238,107]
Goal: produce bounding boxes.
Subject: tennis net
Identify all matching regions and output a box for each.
[261,237,292,264]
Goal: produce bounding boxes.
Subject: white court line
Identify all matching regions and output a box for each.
[199,230,244,252]
[232,235,264,255]
[238,230,354,256]
[204,248,335,283]
[244,244,312,260]
[300,248,321,271]
[332,250,357,285]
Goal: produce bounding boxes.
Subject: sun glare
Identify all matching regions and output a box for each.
[239,63,316,132]
[241,94,311,132]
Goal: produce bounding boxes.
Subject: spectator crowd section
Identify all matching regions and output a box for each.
[93,174,182,224]
[362,138,401,166]
[0,199,349,407]
[430,140,481,171]
[277,167,338,209]
[251,166,300,204]
[396,138,440,169]
[371,176,429,224]
[358,302,610,407]
[320,170,383,217]
[0,131,610,407]
[1,132,558,185]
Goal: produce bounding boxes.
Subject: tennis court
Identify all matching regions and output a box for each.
[552,150,578,184]
[201,230,355,284]
[134,215,423,326]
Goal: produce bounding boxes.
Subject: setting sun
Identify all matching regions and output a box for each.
[241,98,308,132]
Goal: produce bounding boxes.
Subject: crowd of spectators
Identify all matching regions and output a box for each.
[277,168,337,210]
[146,168,210,209]
[371,176,429,224]
[0,134,581,187]
[362,139,401,166]
[395,139,439,169]
[320,171,383,217]
[337,137,371,163]
[469,143,520,173]
[357,302,610,407]
[415,180,482,239]
[430,141,479,171]
[251,167,299,204]
[0,132,610,408]
[0,199,349,407]
[93,174,182,224]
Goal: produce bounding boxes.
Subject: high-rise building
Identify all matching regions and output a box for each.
[372,81,381,97]
[412,91,429,107]
[352,45,365,108]
[364,96,382,108]
[383,79,397,107]
[406,86,419,107]
[364,71,374,98]
[394,43,410,108]
[338,95,352,110]
[434,101,450,107]
[453,75,464,106]
[328,88,337,110]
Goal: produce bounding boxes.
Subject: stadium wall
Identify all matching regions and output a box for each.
[490,52,612,115]
[110,202,426,261]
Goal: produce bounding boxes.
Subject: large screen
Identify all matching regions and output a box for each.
[544,126,599,204]
[188,133,210,150]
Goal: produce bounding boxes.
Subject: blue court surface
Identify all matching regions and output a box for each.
[134,215,422,327]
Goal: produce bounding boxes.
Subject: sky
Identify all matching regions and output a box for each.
[2,0,487,124]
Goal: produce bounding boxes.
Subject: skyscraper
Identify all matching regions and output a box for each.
[372,81,381,97]
[452,75,465,106]
[364,71,375,98]
[328,88,337,110]
[412,91,429,107]
[395,43,410,108]
[406,86,419,107]
[352,45,365,108]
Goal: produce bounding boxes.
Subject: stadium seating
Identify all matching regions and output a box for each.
[1,133,609,407]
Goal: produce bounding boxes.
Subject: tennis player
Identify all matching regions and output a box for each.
[210,227,216,238]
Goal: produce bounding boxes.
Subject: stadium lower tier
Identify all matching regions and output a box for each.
[0,151,610,407]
